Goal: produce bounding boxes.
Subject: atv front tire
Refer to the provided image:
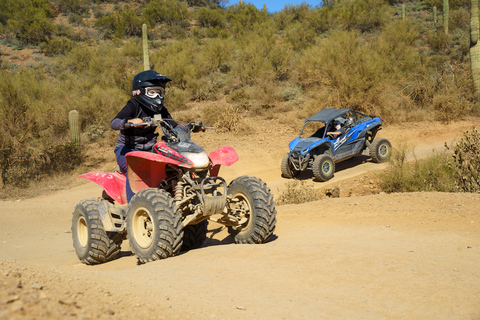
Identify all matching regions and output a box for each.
[181,220,208,252]
[370,138,392,163]
[72,198,123,265]
[281,154,299,179]
[126,188,183,264]
[313,154,335,182]
[227,176,276,244]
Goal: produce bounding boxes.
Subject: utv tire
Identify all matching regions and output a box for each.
[127,188,183,264]
[281,154,299,179]
[72,198,123,265]
[181,220,208,252]
[370,138,392,163]
[313,154,335,182]
[227,176,276,244]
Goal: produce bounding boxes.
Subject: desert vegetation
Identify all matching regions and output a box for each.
[0,0,478,195]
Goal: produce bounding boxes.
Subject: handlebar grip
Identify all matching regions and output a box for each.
[124,122,149,129]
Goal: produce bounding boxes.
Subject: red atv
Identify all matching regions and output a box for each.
[72,115,277,264]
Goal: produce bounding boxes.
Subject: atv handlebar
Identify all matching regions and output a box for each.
[123,117,213,142]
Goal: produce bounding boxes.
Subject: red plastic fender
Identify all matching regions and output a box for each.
[78,171,127,205]
[126,150,193,194]
[208,146,239,176]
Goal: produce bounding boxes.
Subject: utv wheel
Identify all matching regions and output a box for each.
[227,176,276,244]
[72,198,123,265]
[126,188,183,264]
[370,138,392,163]
[181,220,208,252]
[281,154,299,179]
[313,154,335,182]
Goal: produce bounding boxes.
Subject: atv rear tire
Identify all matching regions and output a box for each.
[281,154,299,179]
[313,154,335,182]
[126,188,183,264]
[227,176,276,244]
[181,220,208,252]
[370,138,392,163]
[72,198,123,265]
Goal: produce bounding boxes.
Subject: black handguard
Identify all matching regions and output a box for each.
[190,120,204,132]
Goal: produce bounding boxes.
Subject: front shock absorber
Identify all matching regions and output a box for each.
[174,182,183,202]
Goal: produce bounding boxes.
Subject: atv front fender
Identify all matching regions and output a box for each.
[208,146,239,176]
[78,171,127,205]
[126,151,193,194]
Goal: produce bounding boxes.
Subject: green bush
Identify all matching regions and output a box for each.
[41,36,74,56]
[142,0,190,28]
[58,0,89,15]
[6,0,56,44]
[448,128,480,192]
[201,103,247,132]
[95,6,141,38]
[297,30,386,115]
[331,0,392,32]
[277,180,319,205]
[197,7,226,28]
[379,144,456,193]
[226,2,268,34]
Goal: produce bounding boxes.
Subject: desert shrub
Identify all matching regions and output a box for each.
[379,144,456,193]
[267,46,293,81]
[142,0,190,28]
[426,29,449,52]
[447,128,480,192]
[233,34,274,85]
[6,0,56,44]
[58,0,89,15]
[197,37,234,74]
[273,3,313,30]
[277,180,319,205]
[197,7,226,28]
[0,69,84,188]
[330,0,392,32]
[201,103,246,132]
[41,36,74,56]
[432,91,469,123]
[165,86,189,111]
[95,5,142,38]
[297,30,387,115]
[226,2,268,34]
[284,21,316,51]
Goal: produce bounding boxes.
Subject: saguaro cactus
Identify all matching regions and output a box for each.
[69,110,80,145]
[142,24,150,71]
[433,6,437,26]
[443,0,449,34]
[471,0,480,98]
[402,4,406,21]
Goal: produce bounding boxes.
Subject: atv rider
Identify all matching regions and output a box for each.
[327,120,345,139]
[111,70,185,202]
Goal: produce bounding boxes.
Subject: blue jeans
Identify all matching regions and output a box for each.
[114,146,135,203]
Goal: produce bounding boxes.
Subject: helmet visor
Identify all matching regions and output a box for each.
[145,87,165,99]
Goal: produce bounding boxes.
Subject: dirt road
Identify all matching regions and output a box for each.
[1,120,479,319]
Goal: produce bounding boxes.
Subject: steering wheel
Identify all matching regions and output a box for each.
[327,133,335,140]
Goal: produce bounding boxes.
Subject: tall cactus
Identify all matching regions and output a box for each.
[443,0,449,34]
[433,6,437,26]
[471,0,480,98]
[69,110,80,146]
[142,24,150,71]
[402,4,406,21]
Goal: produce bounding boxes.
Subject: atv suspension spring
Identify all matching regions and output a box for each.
[174,183,183,202]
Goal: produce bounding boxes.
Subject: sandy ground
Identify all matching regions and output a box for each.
[1,119,479,320]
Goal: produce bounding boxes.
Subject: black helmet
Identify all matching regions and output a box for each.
[132,70,172,113]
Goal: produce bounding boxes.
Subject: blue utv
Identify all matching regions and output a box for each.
[281,108,392,182]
